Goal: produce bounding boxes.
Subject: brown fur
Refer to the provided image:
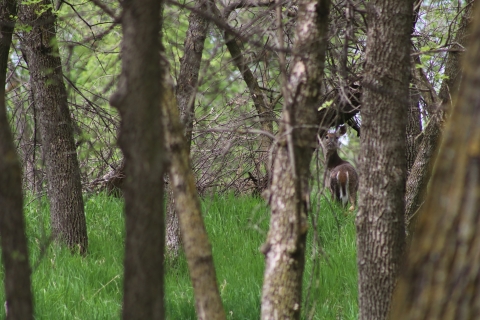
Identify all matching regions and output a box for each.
[322,126,359,210]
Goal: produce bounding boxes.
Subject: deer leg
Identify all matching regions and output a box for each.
[348,194,356,211]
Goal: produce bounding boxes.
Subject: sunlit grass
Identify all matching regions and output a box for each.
[0,193,357,319]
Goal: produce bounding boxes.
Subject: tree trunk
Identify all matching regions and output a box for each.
[260,0,331,319]
[18,1,88,254]
[0,1,34,318]
[355,1,412,319]
[165,185,181,259]
[176,0,211,151]
[406,63,422,174]
[390,6,480,317]
[162,63,226,320]
[109,1,166,319]
[166,0,212,258]
[405,0,476,237]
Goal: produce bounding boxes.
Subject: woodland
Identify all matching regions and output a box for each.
[1,0,480,319]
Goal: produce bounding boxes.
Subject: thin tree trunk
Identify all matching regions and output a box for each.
[18,1,88,254]
[109,0,166,319]
[355,1,412,319]
[0,1,34,318]
[162,64,226,320]
[177,0,211,152]
[390,6,480,317]
[406,62,422,174]
[211,2,274,182]
[13,98,39,193]
[260,0,331,318]
[166,0,212,258]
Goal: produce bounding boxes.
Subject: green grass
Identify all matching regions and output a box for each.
[1,193,357,319]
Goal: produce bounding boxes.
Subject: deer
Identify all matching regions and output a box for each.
[321,125,359,211]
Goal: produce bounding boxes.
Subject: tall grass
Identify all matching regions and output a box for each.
[0,193,357,319]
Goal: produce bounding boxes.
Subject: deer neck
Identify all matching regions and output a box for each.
[326,151,346,170]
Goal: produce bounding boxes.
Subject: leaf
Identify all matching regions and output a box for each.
[318,99,333,111]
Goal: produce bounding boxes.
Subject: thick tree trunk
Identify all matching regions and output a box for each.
[0,1,34,319]
[390,6,480,317]
[260,0,331,319]
[109,1,166,319]
[405,0,476,238]
[18,1,88,254]
[355,1,412,319]
[162,66,226,320]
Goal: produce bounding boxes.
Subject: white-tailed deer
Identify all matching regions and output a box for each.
[322,126,358,211]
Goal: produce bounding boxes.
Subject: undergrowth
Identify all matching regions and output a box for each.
[0,193,357,319]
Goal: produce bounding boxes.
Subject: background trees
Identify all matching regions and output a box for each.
[391,2,480,317]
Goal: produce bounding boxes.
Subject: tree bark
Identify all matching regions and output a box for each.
[162,62,226,320]
[260,0,331,319]
[0,2,34,319]
[355,1,412,319]
[390,5,480,317]
[18,1,88,254]
[176,0,211,151]
[405,0,476,237]
[406,63,422,174]
[109,1,166,319]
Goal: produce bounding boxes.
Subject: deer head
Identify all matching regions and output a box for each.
[322,126,359,211]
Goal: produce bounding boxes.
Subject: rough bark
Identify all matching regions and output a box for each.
[162,64,226,320]
[260,0,331,319]
[355,1,412,319]
[165,185,181,259]
[405,0,476,237]
[109,0,165,319]
[18,1,88,254]
[166,0,212,258]
[390,6,480,317]
[0,1,34,319]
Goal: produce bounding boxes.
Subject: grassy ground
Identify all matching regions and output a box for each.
[0,193,357,319]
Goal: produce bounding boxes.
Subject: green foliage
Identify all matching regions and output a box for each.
[0,194,357,319]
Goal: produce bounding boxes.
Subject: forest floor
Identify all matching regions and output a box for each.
[0,193,357,319]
